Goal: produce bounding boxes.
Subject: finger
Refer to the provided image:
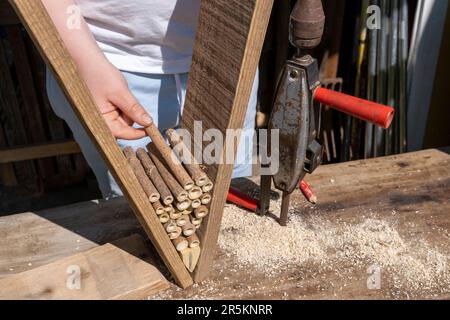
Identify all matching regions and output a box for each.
[103,111,147,140]
[98,101,116,115]
[110,121,147,140]
[110,91,153,127]
[122,114,134,126]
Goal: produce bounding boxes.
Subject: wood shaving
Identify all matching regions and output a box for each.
[218,200,450,297]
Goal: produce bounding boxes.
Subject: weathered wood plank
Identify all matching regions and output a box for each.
[9,0,192,288]
[181,0,274,283]
[0,235,169,300]
[0,141,81,164]
[0,198,141,278]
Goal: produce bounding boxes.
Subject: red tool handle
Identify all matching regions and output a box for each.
[313,87,395,129]
[227,187,259,212]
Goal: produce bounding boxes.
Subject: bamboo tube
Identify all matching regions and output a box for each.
[164,220,178,233]
[176,200,191,211]
[166,128,209,187]
[147,147,189,202]
[182,223,196,237]
[152,200,165,215]
[179,209,193,216]
[130,158,161,203]
[202,179,214,193]
[123,146,136,160]
[168,227,182,240]
[164,204,175,214]
[194,205,209,219]
[145,133,194,190]
[136,148,174,205]
[172,237,189,252]
[188,186,203,200]
[200,193,212,205]
[180,246,201,273]
[176,216,190,227]
[170,211,182,220]
[123,147,160,203]
[191,217,203,226]
[187,234,200,248]
[159,213,170,224]
[191,199,202,209]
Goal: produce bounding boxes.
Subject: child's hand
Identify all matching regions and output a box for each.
[79,54,153,140]
[43,0,152,140]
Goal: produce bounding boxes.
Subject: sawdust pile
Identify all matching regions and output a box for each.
[218,201,450,296]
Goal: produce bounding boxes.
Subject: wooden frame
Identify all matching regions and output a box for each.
[181,0,274,282]
[9,0,273,286]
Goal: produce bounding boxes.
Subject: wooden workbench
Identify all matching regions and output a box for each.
[0,149,449,299]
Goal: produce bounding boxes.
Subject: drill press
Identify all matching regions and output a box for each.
[258,0,395,225]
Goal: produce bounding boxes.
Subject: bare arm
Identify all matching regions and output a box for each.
[42,0,153,140]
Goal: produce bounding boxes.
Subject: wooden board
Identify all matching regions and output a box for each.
[0,141,81,164]
[181,0,274,283]
[0,198,141,278]
[1,149,448,299]
[0,235,169,300]
[9,0,192,288]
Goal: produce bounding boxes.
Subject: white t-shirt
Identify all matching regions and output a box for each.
[75,0,201,74]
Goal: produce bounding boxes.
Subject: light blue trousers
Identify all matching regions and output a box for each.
[47,70,257,198]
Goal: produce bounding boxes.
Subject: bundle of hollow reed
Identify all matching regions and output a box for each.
[122,126,213,272]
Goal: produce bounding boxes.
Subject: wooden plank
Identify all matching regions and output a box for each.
[0,140,81,164]
[9,0,192,288]
[0,235,169,300]
[0,197,141,278]
[181,0,274,283]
